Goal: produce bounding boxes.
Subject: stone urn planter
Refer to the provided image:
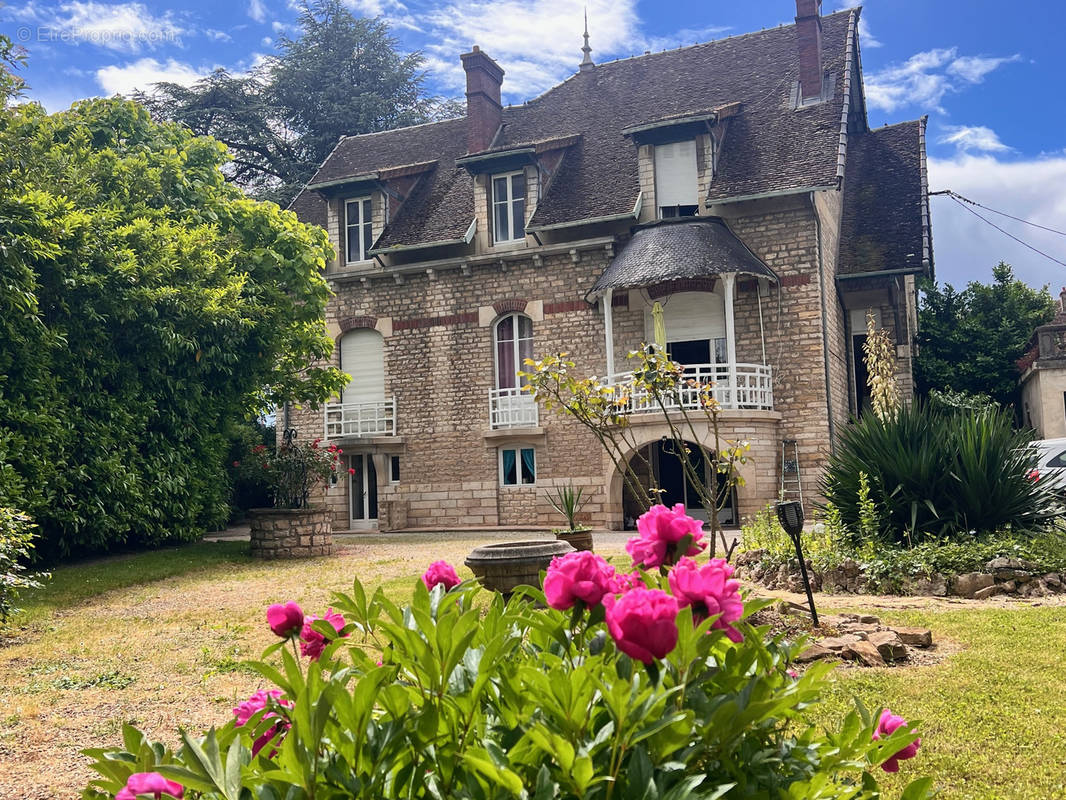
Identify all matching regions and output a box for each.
[554,526,593,552]
[465,540,574,594]
[249,507,332,559]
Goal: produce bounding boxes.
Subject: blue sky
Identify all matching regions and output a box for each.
[4,0,1066,293]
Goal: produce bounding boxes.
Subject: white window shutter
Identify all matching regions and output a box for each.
[654,141,698,207]
[340,329,385,403]
[654,291,726,342]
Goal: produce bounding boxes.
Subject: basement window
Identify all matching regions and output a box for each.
[655,140,699,219]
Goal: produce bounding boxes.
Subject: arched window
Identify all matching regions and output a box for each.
[339,328,385,404]
[494,313,533,390]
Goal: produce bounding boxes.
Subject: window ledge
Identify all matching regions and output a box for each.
[482,426,546,442]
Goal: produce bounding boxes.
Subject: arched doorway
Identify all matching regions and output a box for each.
[621,439,737,530]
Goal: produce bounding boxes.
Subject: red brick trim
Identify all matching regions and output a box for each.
[492,299,528,314]
[780,274,812,287]
[544,300,593,315]
[647,278,717,299]
[393,312,478,331]
[338,316,377,332]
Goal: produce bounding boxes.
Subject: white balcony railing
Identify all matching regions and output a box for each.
[489,386,539,429]
[324,398,397,439]
[601,363,774,414]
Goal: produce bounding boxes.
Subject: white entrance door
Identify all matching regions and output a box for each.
[348,453,378,528]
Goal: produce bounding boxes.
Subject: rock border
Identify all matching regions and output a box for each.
[735,551,1065,600]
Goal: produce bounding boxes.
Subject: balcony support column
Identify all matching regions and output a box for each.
[603,288,615,380]
[723,272,737,407]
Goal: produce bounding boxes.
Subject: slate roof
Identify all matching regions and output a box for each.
[292,9,860,250]
[838,118,932,276]
[589,217,777,297]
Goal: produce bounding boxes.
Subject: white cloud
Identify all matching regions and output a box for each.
[929,154,1066,289]
[865,47,1020,113]
[205,29,233,42]
[419,0,643,100]
[948,54,1021,84]
[344,0,410,16]
[21,1,184,53]
[938,125,1011,153]
[248,0,268,23]
[95,57,209,95]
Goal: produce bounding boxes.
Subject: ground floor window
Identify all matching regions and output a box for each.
[500,446,535,486]
[389,455,400,483]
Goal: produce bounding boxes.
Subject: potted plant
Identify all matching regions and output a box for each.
[548,483,594,551]
[240,438,340,559]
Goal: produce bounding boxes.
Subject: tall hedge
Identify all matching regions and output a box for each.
[0,99,345,560]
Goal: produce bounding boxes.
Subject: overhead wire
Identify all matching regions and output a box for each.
[930,191,1066,269]
[929,190,1066,237]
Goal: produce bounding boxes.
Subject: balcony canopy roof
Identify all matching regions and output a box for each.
[588,217,777,299]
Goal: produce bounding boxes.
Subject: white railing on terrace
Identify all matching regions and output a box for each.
[324,398,397,438]
[601,363,774,413]
[489,386,539,429]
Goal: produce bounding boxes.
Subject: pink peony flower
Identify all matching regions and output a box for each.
[543,551,616,610]
[873,709,921,772]
[266,601,304,638]
[625,504,707,568]
[422,560,461,591]
[609,570,643,594]
[667,557,744,642]
[299,608,348,660]
[115,772,183,800]
[234,689,293,757]
[603,587,679,664]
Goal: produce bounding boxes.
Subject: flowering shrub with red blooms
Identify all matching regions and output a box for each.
[626,502,707,569]
[543,550,616,610]
[114,772,183,800]
[266,601,304,638]
[233,689,293,756]
[240,440,340,509]
[82,516,931,800]
[299,608,348,659]
[874,709,922,772]
[668,556,744,642]
[421,560,461,591]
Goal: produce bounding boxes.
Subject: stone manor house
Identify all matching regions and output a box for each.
[289,0,933,533]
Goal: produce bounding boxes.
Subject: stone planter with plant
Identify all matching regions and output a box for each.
[240,438,340,558]
[548,482,593,551]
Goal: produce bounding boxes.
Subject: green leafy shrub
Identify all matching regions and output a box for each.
[0,507,46,624]
[82,569,931,799]
[238,438,340,509]
[739,504,847,570]
[822,402,1058,545]
[0,99,346,559]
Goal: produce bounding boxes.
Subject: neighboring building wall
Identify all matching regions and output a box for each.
[814,189,851,435]
[1021,367,1066,440]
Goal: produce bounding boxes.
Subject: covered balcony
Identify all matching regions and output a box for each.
[588,216,779,414]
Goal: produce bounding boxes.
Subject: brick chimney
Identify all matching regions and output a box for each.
[460,46,504,153]
[795,0,823,102]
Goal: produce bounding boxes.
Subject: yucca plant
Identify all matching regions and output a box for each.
[822,402,1060,545]
[547,483,591,531]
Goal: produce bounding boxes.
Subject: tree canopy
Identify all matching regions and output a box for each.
[136,0,460,206]
[915,263,1056,410]
[0,98,346,560]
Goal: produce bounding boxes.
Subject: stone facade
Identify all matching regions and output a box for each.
[290,186,916,534]
[249,508,333,558]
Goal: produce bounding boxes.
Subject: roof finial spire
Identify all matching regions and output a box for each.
[580,7,594,71]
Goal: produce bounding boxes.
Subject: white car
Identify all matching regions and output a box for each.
[1029,438,1066,491]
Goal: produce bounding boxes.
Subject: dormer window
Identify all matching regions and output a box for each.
[345,197,373,263]
[492,171,526,244]
[655,140,699,219]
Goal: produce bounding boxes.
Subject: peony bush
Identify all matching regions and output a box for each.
[82,506,931,800]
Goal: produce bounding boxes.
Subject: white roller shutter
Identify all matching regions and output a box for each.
[654,141,698,208]
[655,292,726,342]
[340,329,385,403]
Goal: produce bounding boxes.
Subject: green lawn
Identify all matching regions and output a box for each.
[3,536,1065,798]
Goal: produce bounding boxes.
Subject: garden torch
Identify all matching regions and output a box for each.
[775,500,819,626]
